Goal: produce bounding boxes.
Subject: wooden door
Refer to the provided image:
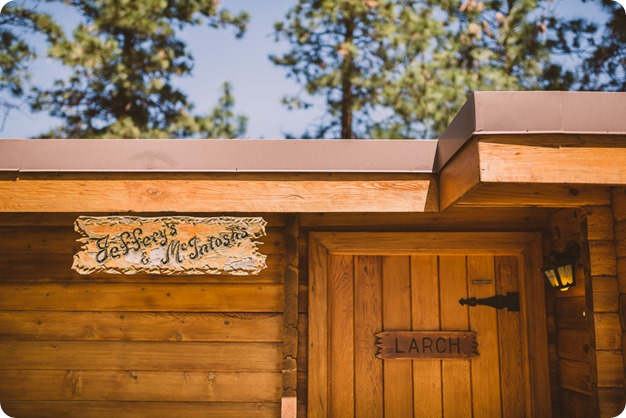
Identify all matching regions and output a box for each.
[308,232,550,418]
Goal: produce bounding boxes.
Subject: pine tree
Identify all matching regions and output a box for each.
[272,0,444,139]
[31,0,249,138]
[0,3,62,126]
[572,0,625,90]
[273,0,560,139]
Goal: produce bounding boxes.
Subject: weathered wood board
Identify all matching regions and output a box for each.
[375,331,478,359]
[72,216,267,275]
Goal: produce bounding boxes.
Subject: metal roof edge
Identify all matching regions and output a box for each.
[435,91,626,171]
[2,91,626,174]
[0,138,439,174]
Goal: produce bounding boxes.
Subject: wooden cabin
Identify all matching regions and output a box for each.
[0,91,625,418]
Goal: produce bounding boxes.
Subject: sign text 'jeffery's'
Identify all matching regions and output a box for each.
[72,216,267,275]
[375,331,478,359]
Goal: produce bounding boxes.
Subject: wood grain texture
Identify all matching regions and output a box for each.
[495,256,525,418]
[282,215,299,414]
[589,241,617,276]
[307,235,329,418]
[453,183,610,208]
[593,313,622,350]
[520,236,552,418]
[558,358,593,395]
[1,401,280,418]
[615,221,626,258]
[557,329,591,362]
[0,311,283,342]
[410,255,442,418]
[467,255,502,418]
[585,206,615,241]
[299,208,550,230]
[591,276,619,312]
[0,341,282,371]
[439,256,472,418]
[0,212,288,227]
[0,370,282,402]
[439,138,481,210]
[478,136,626,185]
[0,283,283,312]
[328,255,355,418]
[555,297,588,329]
[313,231,537,255]
[71,216,267,275]
[0,226,285,256]
[598,388,626,418]
[354,256,383,418]
[596,350,625,388]
[0,253,285,283]
[560,389,596,418]
[0,173,438,213]
[619,258,626,294]
[382,256,413,417]
[612,187,626,222]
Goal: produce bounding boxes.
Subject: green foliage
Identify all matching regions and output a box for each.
[273,0,564,139]
[560,0,625,91]
[0,3,62,124]
[272,0,443,138]
[31,0,249,138]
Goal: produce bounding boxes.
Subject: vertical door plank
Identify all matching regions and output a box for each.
[521,236,552,417]
[308,238,329,418]
[354,256,383,418]
[439,256,473,418]
[328,255,355,418]
[467,256,502,418]
[410,255,443,418]
[382,256,413,417]
[496,256,525,418]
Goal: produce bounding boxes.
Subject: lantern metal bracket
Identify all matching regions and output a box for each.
[459,292,520,312]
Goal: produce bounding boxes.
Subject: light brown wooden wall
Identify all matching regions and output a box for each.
[297,209,551,418]
[612,188,626,417]
[0,213,286,418]
[548,205,625,418]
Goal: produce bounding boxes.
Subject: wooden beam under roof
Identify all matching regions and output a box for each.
[0,172,439,213]
[439,135,623,210]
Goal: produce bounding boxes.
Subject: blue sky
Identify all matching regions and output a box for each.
[0,0,615,139]
[1,0,322,139]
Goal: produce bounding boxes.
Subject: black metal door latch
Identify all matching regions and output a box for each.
[459,292,520,312]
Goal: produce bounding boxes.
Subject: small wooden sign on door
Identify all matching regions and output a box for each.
[72,216,267,275]
[375,331,478,359]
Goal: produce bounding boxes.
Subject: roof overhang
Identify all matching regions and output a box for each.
[1,91,625,213]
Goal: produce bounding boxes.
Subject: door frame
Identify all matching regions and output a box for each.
[308,231,550,418]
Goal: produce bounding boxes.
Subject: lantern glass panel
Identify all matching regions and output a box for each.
[557,264,574,289]
[543,268,559,288]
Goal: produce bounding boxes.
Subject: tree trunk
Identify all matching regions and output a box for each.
[340,15,355,139]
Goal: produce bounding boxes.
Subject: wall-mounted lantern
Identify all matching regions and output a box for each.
[541,242,580,291]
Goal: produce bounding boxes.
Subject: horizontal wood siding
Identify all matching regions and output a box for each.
[549,204,626,418]
[0,213,285,417]
[548,208,593,417]
[613,188,626,417]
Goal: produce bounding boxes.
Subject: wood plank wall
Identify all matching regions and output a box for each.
[0,213,286,418]
[548,205,625,418]
[297,209,550,417]
[612,188,626,417]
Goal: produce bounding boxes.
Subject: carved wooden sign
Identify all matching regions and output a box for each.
[72,216,267,275]
[375,331,478,359]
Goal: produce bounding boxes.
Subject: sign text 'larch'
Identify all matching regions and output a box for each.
[375,331,478,359]
[72,216,267,275]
